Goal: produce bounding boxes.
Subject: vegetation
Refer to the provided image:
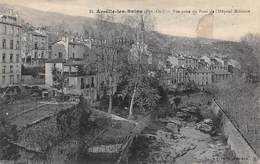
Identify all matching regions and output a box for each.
[118,60,161,119]
[0,110,19,160]
[204,76,260,155]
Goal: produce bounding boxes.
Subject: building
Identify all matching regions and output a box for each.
[50,35,98,63]
[179,56,199,69]
[47,33,123,102]
[50,35,69,59]
[190,68,212,86]
[45,58,119,102]
[21,29,48,67]
[174,66,190,84]
[212,69,232,82]
[0,13,22,87]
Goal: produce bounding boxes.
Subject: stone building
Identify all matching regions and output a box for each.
[0,13,22,87]
[190,68,213,86]
[21,29,48,67]
[212,69,232,82]
[45,58,119,102]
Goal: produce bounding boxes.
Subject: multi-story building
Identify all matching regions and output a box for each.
[50,36,69,59]
[190,68,213,86]
[50,35,95,62]
[21,29,48,67]
[212,69,232,82]
[0,13,22,87]
[45,59,119,102]
[174,66,190,84]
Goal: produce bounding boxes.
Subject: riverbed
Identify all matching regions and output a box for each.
[129,115,238,164]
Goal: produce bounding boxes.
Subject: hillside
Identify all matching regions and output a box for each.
[0,3,97,33]
[0,3,258,75]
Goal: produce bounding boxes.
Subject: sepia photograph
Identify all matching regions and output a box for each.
[0,0,259,163]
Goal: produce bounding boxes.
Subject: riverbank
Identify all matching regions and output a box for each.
[129,92,238,164]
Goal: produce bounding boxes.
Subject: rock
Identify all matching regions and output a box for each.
[203,118,213,125]
[176,112,190,120]
[180,106,199,114]
[195,119,214,133]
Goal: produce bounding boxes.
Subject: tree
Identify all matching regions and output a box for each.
[92,13,118,114]
[120,61,161,119]
[52,67,66,101]
[118,14,157,119]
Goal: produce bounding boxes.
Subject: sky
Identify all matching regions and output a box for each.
[1,0,260,41]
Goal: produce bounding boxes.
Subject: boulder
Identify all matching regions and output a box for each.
[196,119,214,133]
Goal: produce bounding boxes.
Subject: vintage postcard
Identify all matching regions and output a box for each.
[0,0,259,164]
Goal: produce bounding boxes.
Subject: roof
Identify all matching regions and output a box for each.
[213,69,231,75]
[195,68,212,73]
[69,41,89,47]
[45,59,66,63]
[29,31,47,37]
[50,39,62,45]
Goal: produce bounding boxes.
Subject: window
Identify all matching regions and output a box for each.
[17,74,20,81]
[16,65,19,73]
[2,75,5,83]
[2,66,6,73]
[34,52,37,58]
[16,41,19,49]
[80,78,84,89]
[10,75,14,84]
[10,40,13,49]
[4,25,6,34]
[72,53,75,59]
[58,52,62,59]
[2,53,6,63]
[16,54,19,63]
[2,39,6,49]
[10,54,13,63]
[10,65,13,73]
[34,43,38,49]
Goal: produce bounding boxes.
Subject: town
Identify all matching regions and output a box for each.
[0,5,259,164]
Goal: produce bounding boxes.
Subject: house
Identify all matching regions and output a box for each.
[21,29,48,67]
[190,68,212,86]
[200,56,211,64]
[50,35,69,59]
[0,13,22,87]
[45,58,119,102]
[174,66,190,84]
[209,57,228,71]
[45,59,66,87]
[212,69,232,82]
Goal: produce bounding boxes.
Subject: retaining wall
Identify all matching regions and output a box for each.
[211,100,260,164]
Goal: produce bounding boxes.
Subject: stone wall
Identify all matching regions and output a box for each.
[211,100,260,164]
